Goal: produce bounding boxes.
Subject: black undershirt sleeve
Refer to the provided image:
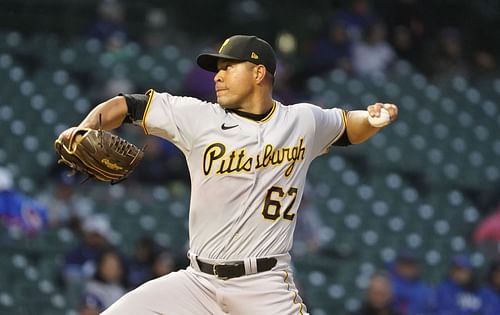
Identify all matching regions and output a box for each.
[332,128,351,146]
[119,93,149,124]
[332,110,351,147]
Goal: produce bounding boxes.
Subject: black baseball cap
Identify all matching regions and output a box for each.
[197,35,277,75]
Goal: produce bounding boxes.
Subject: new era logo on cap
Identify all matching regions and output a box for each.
[197,35,276,75]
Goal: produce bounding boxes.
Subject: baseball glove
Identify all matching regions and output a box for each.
[54,127,144,184]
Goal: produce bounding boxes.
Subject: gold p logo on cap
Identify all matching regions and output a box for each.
[251,52,259,59]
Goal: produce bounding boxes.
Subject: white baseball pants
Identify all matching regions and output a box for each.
[101,254,309,315]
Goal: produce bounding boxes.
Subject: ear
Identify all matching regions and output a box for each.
[254,65,267,84]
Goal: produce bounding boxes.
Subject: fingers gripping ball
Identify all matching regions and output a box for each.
[368,108,391,127]
[54,128,144,184]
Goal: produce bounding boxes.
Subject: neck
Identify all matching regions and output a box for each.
[229,101,275,121]
[238,91,274,115]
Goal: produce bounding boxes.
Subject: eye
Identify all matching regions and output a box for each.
[218,63,230,71]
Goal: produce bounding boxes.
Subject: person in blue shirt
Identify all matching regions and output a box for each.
[0,167,48,237]
[388,251,434,315]
[435,255,483,315]
[480,260,500,315]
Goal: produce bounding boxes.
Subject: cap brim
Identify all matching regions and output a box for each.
[196,53,244,72]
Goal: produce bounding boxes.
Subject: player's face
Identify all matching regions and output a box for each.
[214,59,256,109]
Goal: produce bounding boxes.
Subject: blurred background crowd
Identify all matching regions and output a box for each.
[0,0,500,314]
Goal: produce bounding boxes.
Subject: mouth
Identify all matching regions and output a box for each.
[215,87,227,94]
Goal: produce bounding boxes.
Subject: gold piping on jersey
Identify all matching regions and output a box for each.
[202,137,306,177]
[328,109,348,147]
[260,100,277,122]
[283,271,305,315]
[231,101,277,123]
[142,89,155,135]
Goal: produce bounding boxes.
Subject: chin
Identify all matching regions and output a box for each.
[217,99,237,109]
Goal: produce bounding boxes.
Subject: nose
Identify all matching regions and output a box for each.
[214,69,224,83]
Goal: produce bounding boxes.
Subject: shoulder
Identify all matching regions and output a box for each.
[283,102,320,110]
[280,102,324,116]
[152,90,225,114]
[153,91,217,108]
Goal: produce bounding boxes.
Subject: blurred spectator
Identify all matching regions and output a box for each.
[134,137,189,184]
[435,255,484,315]
[473,203,500,261]
[42,171,78,226]
[292,194,324,257]
[480,260,500,315]
[391,26,419,65]
[352,22,396,77]
[382,0,427,68]
[127,236,159,288]
[62,214,115,285]
[81,250,127,311]
[471,50,497,79]
[40,166,94,228]
[0,167,49,238]
[388,251,434,315]
[382,0,427,39]
[79,293,104,315]
[352,272,402,315]
[308,20,353,75]
[151,251,177,278]
[335,0,378,41]
[143,8,171,50]
[426,27,468,82]
[86,0,129,50]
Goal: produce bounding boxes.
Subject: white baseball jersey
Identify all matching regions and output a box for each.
[132,90,346,261]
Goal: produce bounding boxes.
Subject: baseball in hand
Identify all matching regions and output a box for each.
[368,108,391,127]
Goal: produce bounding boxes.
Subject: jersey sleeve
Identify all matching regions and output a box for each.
[128,89,215,155]
[309,105,347,157]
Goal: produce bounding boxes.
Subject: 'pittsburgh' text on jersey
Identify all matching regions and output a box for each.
[202,136,305,177]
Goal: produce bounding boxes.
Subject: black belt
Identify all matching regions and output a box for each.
[196,257,277,280]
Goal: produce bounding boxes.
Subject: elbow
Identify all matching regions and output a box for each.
[346,124,381,145]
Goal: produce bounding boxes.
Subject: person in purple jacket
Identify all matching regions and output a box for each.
[435,255,483,315]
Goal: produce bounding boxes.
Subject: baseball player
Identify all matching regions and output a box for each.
[61,35,398,314]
